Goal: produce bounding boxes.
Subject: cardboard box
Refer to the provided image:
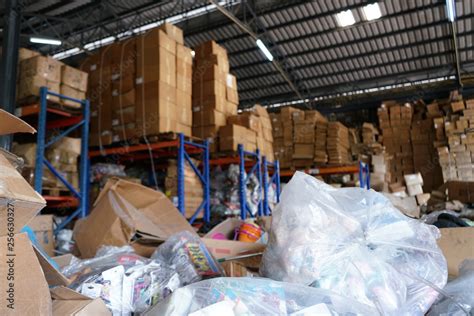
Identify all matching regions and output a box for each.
[61,65,88,92]
[26,215,54,257]
[447,181,474,203]
[219,124,256,152]
[406,184,423,196]
[221,261,258,277]
[451,101,465,113]
[60,85,86,108]
[20,55,61,82]
[158,22,184,45]
[51,286,111,316]
[192,125,220,139]
[192,94,227,113]
[112,88,135,110]
[438,227,474,277]
[227,113,260,133]
[18,47,40,61]
[193,64,226,83]
[192,80,226,99]
[73,178,197,258]
[193,109,226,126]
[404,173,423,186]
[0,109,52,315]
[176,104,192,126]
[194,40,227,64]
[293,143,314,159]
[111,73,135,94]
[18,75,60,102]
[136,45,176,86]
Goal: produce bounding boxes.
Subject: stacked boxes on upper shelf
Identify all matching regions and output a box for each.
[378,103,414,185]
[314,112,328,165]
[292,111,315,166]
[81,23,193,146]
[192,40,238,150]
[326,122,350,165]
[437,98,474,181]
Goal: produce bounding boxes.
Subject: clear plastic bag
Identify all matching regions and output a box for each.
[428,260,474,316]
[260,172,448,315]
[144,277,378,315]
[62,245,181,315]
[151,231,224,286]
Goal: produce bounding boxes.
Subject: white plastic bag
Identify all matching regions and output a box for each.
[144,277,377,315]
[260,172,448,315]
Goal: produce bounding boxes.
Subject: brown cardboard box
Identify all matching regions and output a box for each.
[61,65,88,92]
[226,74,239,104]
[20,55,62,82]
[193,64,226,82]
[136,45,176,86]
[438,227,474,276]
[158,22,184,45]
[176,104,192,126]
[219,124,256,152]
[194,40,227,64]
[138,28,176,54]
[51,286,111,316]
[112,74,135,94]
[0,109,52,315]
[27,215,54,257]
[192,94,227,113]
[446,181,474,203]
[226,101,238,116]
[18,75,60,102]
[192,80,226,99]
[193,109,226,126]
[451,101,465,113]
[74,178,197,258]
[192,125,220,139]
[176,44,193,65]
[112,88,135,110]
[227,113,260,133]
[293,143,314,159]
[18,47,40,61]
[60,85,86,108]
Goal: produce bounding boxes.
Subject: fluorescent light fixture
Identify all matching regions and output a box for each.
[362,3,382,21]
[446,0,456,22]
[191,50,195,57]
[335,9,356,27]
[256,39,274,61]
[30,37,62,45]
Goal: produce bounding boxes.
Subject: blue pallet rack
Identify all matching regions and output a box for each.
[262,157,280,216]
[33,87,90,233]
[359,161,371,189]
[88,133,210,224]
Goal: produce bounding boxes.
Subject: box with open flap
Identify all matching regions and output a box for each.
[73,177,198,258]
[0,109,52,315]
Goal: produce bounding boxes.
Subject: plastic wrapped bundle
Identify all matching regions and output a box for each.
[62,246,181,315]
[428,260,474,316]
[144,277,377,315]
[260,172,447,315]
[151,231,224,286]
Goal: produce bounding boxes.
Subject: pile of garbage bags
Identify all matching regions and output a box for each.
[260,171,448,314]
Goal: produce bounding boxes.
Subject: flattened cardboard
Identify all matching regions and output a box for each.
[51,286,111,316]
[0,233,52,315]
[73,178,197,258]
[27,214,55,256]
[0,109,36,135]
[438,227,474,277]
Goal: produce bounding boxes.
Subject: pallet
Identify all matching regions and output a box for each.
[141,132,202,144]
[43,187,73,197]
[18,96,83,113]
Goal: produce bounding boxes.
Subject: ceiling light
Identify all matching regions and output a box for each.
[362,3,382,21]
[256,39,274,62]
[191,50,195,57]
[446,0,456,22]
[335,10,356,27]
[30,37,62,45]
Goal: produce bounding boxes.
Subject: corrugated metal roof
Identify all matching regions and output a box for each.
[14,0,474,106]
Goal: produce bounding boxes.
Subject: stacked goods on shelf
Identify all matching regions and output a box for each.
[80,23,193,146]
[192,40,238,150]
[378,103,414,185]
[314,112,328,164]
[220,104,273,156]
[437,98,474,182]
[165,159,203,219]
[60,65,88,107]
[293,111,315,168]
[12,137,81,191]
[17,51,62,103]
[270,113,289,167]
[370,153,392,192]
[410,118,443,192]
[326,121,351,165]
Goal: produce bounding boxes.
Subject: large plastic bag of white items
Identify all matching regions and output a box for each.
[144,277,378,315]
[428,260,474,316]
[151,231,223,286]
[260,172,448,315]
[62,245,181,315]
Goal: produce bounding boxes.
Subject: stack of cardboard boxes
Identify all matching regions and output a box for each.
[378,103,414,185]
[326,122,350,165]
[221,105,274,159]
[60,65,88,107]
[362,123,379,145]
[437,99,474,182]
[165,159,203,219]
[81,23,192,146]
[292,112,315,167]
[192,40,238,150]
[314,113,328,165]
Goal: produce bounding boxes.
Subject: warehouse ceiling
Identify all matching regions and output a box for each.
[3,0,474,108]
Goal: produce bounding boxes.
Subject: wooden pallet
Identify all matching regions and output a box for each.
[141,132,202,144]
[43,187,73,197]
[18,96,83,113]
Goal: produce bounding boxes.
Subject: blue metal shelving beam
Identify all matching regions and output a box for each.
[238,145,264,219]
[34,87,90,234]
[359,161,370,190]
[262,157,281,216]
[178,134,210,224]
